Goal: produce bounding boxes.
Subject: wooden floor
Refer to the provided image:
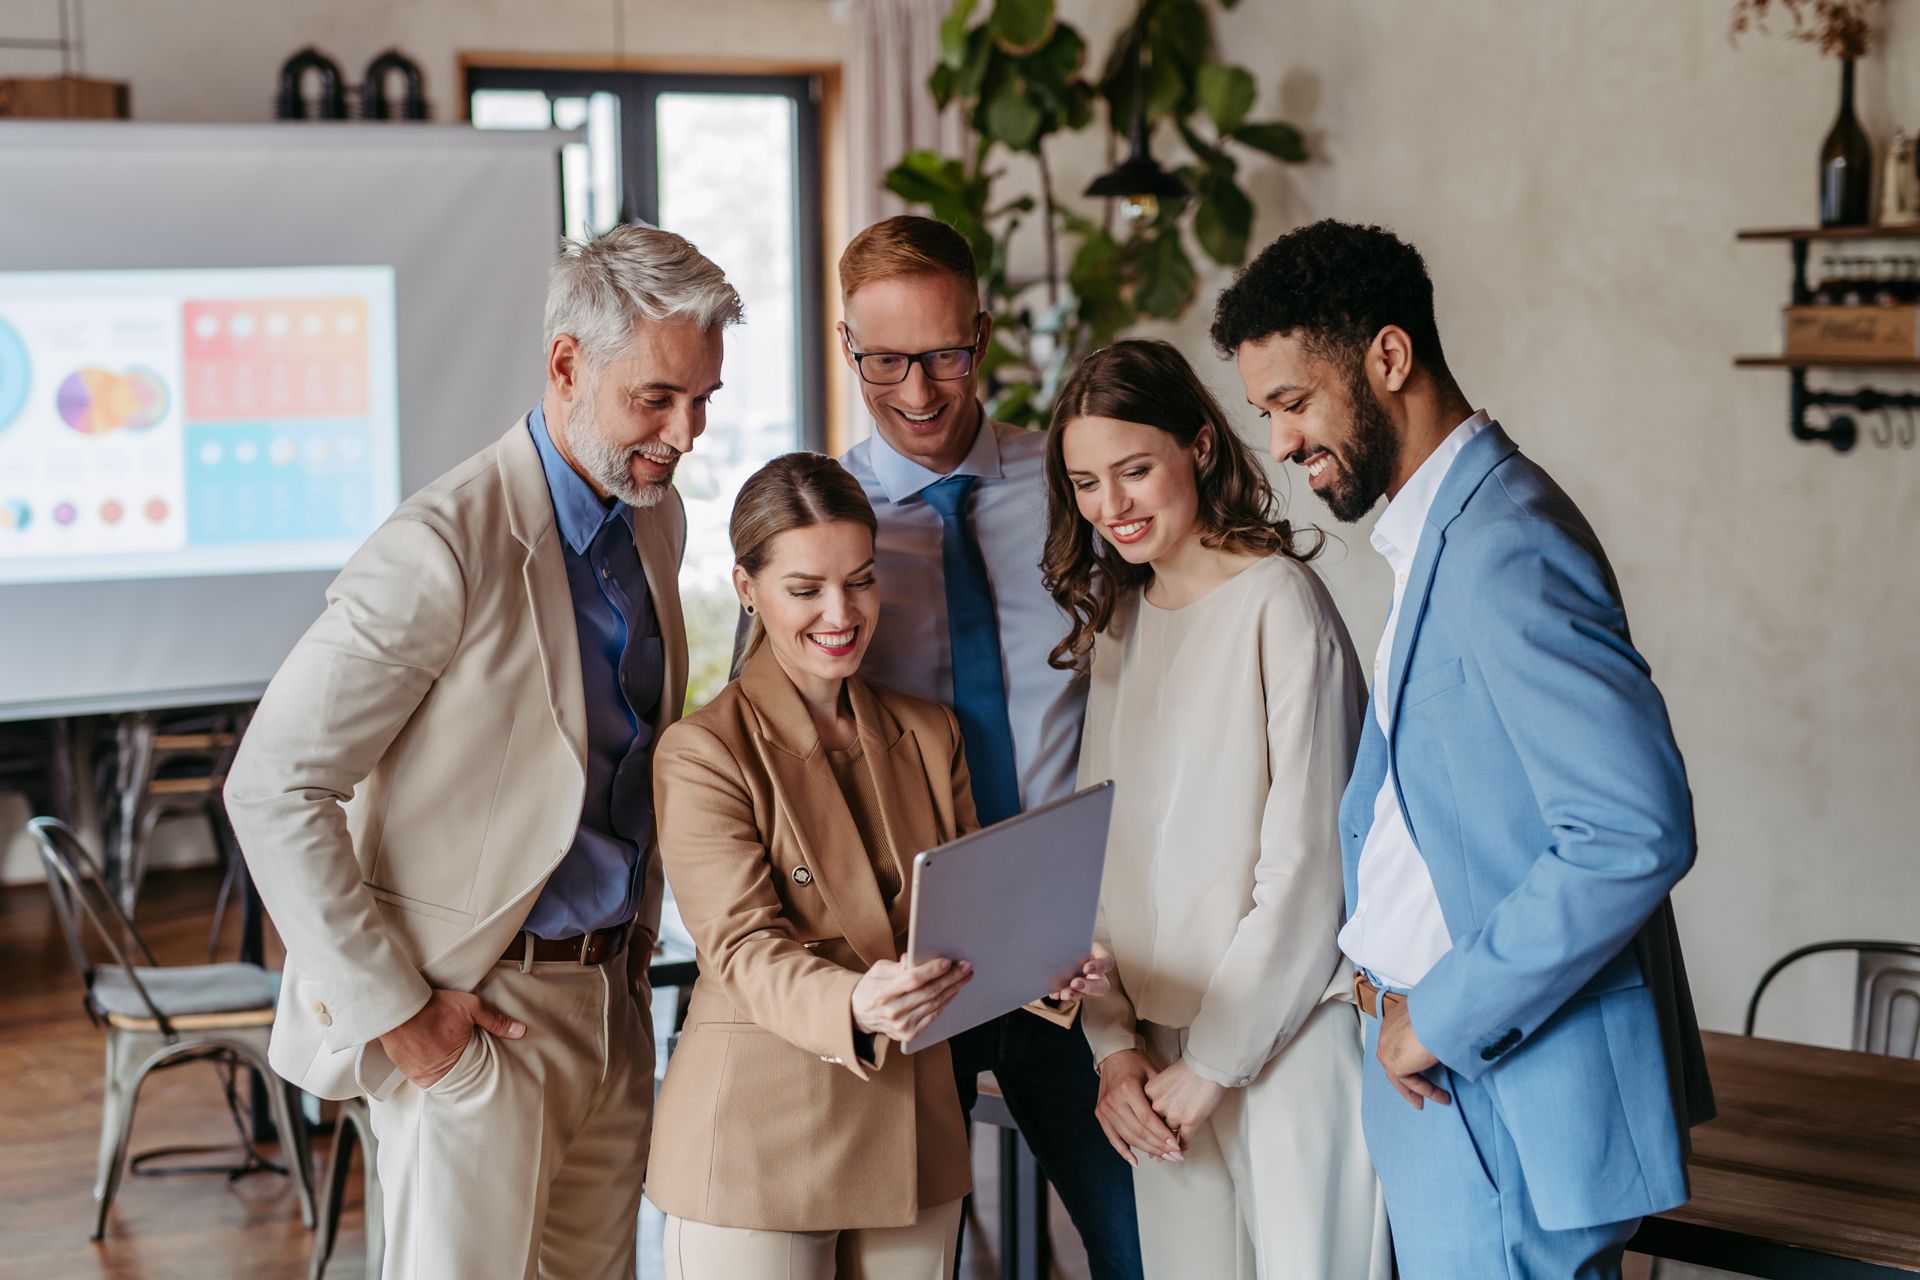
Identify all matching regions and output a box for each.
[0,868,1089,1280]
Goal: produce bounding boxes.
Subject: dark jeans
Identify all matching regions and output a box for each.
[952,1010,1143,1280]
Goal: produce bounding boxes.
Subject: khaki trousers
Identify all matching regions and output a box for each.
[365,954,654,1280]
[1131,1002,1394,1280]
[662,1197,964,1280]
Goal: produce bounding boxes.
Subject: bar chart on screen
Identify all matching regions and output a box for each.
[0,266,399,587]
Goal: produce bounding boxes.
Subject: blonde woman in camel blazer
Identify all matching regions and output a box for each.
[647,453,984,1278]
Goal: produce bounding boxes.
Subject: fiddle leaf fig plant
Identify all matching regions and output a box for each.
[885,0,1309,427]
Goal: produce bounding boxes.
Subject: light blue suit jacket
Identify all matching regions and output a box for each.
[1341,423,1715,1231]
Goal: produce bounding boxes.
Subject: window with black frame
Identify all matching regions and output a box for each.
[469,66,828,714]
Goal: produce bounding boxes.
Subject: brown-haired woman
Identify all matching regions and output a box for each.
[649,453,1105,1278]
[1044,341,1391,1278]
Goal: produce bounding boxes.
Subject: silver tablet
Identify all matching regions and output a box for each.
[901,782,1115,1054]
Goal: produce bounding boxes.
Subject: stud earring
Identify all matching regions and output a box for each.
[743,602,756,616]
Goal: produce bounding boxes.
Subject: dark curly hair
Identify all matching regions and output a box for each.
[1209,219,1450,379]
[1041,339,1322,671]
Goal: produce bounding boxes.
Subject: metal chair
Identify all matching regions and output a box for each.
[26,816,317,1239]
[1744,939,1920,1058]
[99,707,248,917]
[308,1097,382,1280]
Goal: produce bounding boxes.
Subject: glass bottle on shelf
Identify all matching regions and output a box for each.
[1880,129,1920,226]
[1874,256,1903,305]
[1840,257,1870,305]
[1813,255,1839,305]
[1820,58,1874,227]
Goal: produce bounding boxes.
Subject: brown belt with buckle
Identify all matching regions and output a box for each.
[1353,970,1407,1018]
[501,925,629,967]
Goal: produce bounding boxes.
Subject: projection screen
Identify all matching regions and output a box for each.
[0,122,564,720]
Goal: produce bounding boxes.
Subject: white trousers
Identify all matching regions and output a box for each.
[365,955,654,1280]
[662,1197,964,1280]
[1132,1000,1393,1280]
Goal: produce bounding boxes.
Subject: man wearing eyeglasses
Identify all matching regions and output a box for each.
[836,215,1144,1280]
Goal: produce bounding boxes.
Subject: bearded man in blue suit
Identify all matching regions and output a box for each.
[1212,219,1714,1279]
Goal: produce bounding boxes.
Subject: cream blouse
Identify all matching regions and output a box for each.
[1078,554,1367,1087]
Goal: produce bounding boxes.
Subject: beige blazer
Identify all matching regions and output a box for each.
[646,646,974,1231]
[224,417,688,1101]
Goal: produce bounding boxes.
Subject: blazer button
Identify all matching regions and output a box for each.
[792,866,813,886]
[312,1001,333,1027]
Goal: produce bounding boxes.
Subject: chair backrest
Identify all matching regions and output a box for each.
[25,817,173,1035]
[1745,939,1920,1060]
[1855,948,1920,1058]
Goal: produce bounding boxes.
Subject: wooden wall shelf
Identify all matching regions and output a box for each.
[1735,230,1920,452]
[1738,225,1920,241]
[1734,356,1920,370]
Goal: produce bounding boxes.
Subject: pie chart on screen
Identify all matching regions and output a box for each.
[0,317,28,433]
[57,365,170,435]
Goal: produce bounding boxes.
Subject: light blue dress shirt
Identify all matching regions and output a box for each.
[523,404,664,938]
[841,415,1087,810]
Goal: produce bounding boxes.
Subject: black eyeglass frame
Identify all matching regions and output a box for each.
[842,314,986,386]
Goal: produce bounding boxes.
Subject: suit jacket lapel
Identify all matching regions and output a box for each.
[631,494,688,741]
[739,648,899,966]
[848,679,932,939]
[498,419,587,773]
[1384,424,1520,744]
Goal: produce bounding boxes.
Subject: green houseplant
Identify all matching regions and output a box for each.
[883,0,1309,426]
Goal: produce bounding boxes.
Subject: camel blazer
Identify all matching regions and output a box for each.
[647,646,974,1231]
[224,417,687,1101]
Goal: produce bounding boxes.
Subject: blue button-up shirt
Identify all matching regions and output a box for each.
[523,403,664,938]
[840,415,1087,810]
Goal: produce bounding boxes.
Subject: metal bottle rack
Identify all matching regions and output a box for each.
[1737,225,1920,454]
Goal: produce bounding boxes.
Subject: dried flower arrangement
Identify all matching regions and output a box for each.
[1730,0,1884,59]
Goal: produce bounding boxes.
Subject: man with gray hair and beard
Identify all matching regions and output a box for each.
[226,225,741,1280]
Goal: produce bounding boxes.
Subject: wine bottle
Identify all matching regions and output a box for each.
[1820,58,1874,227]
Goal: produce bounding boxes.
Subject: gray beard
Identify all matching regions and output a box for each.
[566,395,672,510]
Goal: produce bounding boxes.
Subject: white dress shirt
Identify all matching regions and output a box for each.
[840,415,1087,809]
[1336,410,1492,990]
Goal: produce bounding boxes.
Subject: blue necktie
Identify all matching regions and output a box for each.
[921,475,1022,827]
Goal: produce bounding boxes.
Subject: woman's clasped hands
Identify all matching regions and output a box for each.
[1094,1048,1228,1168]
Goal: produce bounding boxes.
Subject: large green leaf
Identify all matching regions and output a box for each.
[1131,229,1198,319]
[1196,62,1255,132]
[1148,0,1211,78]
[929,62,955,107]
[883,150,967,205]
[1232,121,1308,163]
[1143,51,1186,120]
[1062,81,1095,130]
[1176,118,1236,178]
[956,24,996,99]
[1193,176,1252,266]
[990,0,1054,55]
[1020,23,1085,88]
[982,76,1045,151]
[940,0,979,69]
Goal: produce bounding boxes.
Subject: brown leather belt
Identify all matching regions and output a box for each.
[501,925,629,967]
[1353,970,1407,1018]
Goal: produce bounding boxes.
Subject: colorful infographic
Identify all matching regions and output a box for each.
[0,316,27,433]
[57,365,171,435]
[0,267,398,586]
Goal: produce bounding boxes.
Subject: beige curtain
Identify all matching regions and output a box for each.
[837,0,969,446]
[844,0,969,231]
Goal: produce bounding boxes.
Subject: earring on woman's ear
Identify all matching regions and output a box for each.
[743,602,756,616]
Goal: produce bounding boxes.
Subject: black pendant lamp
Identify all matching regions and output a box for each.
[1084,1,1188,226]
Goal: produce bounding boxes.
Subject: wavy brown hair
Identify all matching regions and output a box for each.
[1042,339,1321,671]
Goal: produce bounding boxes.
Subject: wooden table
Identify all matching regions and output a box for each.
[1629,1031,1920,1278]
